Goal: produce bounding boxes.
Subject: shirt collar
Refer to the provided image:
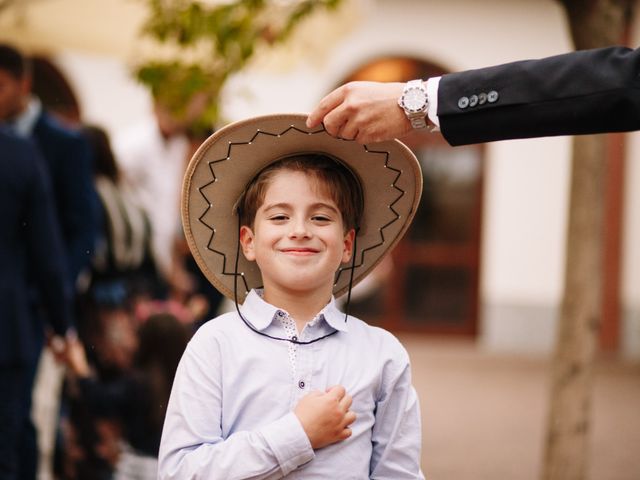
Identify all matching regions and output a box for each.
[12,97,41,138]
[239,289,349,333]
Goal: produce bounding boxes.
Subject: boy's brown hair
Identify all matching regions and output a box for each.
[237,154,364,233]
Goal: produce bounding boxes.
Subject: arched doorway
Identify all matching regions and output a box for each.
[343,57,484,336]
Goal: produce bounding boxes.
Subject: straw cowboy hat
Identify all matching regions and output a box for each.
[181,113,422,302]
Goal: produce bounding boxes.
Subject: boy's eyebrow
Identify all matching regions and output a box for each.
[261,202,340,213]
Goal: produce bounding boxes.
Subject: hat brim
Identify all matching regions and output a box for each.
[182,113,422,302]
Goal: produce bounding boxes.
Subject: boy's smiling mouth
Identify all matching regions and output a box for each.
[280,247,320,255]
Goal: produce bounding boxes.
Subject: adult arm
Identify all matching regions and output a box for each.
[157,333,314,480]
[308,45,640,145]
[439,45,640,145]
[369,341,424,480]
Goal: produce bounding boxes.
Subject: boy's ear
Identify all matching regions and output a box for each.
[239,225,256,261]
[341,229,356,264]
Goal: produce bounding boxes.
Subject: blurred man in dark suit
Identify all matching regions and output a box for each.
[0,43,98,285]
[0,43,98,480]
[0,129,74,480]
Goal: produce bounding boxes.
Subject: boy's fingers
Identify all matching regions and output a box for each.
[326,385,346,400]
[338,427,353,441]
[338,393,352,412]
[343,410,357,427]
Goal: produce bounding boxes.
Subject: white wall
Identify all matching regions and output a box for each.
[54,51,155,140]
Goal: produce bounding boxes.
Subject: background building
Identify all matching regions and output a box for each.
[2,0,639,359]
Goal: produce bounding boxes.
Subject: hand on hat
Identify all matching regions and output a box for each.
[294,384,357,449]
[307,81,411,144]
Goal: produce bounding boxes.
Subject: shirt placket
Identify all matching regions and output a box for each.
[277,312,302,409]
[277,311,319,408]
[294,319,317,403]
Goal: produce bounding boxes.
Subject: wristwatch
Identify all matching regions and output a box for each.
[398,79,429,129]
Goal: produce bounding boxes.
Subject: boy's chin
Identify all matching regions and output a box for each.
[266,275,334,296]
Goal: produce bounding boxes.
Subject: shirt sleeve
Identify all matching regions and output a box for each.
[158,331,315,480]
[369,342,425,480]
[426,76,442,130]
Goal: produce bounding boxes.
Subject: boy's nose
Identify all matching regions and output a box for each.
[289,218,311,238]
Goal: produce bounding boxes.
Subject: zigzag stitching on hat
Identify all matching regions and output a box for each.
[334,145,405,286]
[194,126,405,293]
[197,156,251,292]
[195,126,326,293]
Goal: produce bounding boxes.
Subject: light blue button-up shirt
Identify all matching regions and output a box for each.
[158,290,424,479]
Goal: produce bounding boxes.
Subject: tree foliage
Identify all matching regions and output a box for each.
[136,0,342,134]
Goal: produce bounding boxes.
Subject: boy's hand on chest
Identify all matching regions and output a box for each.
[294,384,357,449]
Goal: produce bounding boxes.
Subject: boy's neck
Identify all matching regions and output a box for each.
[263,287,332,333]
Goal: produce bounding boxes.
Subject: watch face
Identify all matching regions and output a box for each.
[403,88,427,112]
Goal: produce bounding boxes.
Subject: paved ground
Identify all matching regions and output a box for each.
[400,336,640,480]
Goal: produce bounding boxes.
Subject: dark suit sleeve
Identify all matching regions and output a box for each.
[56,130,99,283]
[24,143,74,335]
[437,46,640,146]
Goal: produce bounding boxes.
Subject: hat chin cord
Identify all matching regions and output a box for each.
[233,215,358,345]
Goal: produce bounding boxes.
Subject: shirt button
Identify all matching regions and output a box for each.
[276,310,284,317]
[298,380,305,389]
[291,335,298,342]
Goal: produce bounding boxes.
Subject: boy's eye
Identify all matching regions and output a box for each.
[269,214,288,221]
[312,215,331,222]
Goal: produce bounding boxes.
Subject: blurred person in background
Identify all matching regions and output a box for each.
[113,100,192,289]
[63,313,191,480]
[80,125,161,322]
[0,43,98,287]
[0,43,99,480]
[0,129,74,480]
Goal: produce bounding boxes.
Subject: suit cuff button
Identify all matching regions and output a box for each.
[457,96,470,109]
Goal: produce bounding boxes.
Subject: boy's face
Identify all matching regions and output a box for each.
[240,169,355,299]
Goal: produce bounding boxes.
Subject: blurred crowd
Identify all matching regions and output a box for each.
[0,43,223,480]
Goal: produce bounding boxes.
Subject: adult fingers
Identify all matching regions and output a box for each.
[338,121,359,141]
[307,84,349,128]
[322,104,355,139]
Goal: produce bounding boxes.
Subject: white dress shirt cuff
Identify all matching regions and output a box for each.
[426,76,441,131]
[260,412,315,475]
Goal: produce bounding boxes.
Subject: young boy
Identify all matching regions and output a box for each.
[158,114,424,479]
